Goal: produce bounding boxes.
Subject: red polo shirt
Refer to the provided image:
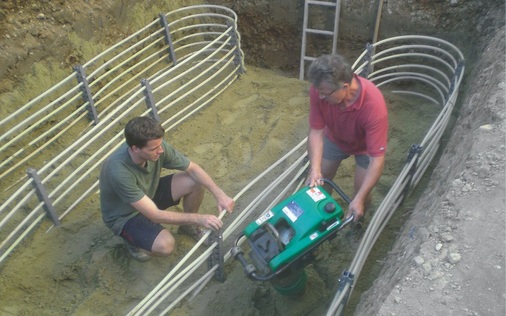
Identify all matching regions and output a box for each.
[309,75,388,157]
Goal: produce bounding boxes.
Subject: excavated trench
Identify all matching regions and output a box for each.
[0,0,503,315]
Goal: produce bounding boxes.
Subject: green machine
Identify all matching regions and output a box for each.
[231,179,354,297]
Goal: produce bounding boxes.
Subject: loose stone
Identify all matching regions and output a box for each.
[448,253,462,264]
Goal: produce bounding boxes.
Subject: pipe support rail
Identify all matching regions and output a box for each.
[0,5,245,265]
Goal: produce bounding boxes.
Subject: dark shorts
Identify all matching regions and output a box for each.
[323,136,370,169]
[152,174,181,210]
[120,174,180,251]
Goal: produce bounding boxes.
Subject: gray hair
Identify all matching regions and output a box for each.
[307,54,354,88]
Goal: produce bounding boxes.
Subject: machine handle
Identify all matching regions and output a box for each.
[338,214,355,230]
[232,234,282,281]
[231,245,257,278]
[318,178,358,224]
[318,178,352,204]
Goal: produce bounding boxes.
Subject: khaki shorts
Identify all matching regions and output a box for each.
[323,136,370,169]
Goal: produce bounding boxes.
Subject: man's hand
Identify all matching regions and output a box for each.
[217,194,235,214]
[197,214,223,231]
[307,128,324,187]
[306,169,323,187]
[347,197,365,222]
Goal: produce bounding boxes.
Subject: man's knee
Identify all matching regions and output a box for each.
[172,172,204,199]
[321,158,341,178]
[152,230,176,256]
[193,182,204,195]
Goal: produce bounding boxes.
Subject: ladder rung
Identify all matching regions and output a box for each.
[307,0,337,7]
[300,0,341,80]
[306,29,334,36]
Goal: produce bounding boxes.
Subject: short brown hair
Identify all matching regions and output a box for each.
[124,116,165,148]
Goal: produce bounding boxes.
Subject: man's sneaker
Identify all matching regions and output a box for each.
[178,225,212,246]
[125,241,151,262]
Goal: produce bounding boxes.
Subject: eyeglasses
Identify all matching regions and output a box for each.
[319,88,337,100]
[318,84,347,100]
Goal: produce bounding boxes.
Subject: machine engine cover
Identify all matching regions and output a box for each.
[244,186,344,272]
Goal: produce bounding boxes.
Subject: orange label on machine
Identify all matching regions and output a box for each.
[306,187,325,202]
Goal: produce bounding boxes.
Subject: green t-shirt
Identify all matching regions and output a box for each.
[99,140,190,234]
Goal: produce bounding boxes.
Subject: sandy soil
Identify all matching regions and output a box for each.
[0,1,504,316]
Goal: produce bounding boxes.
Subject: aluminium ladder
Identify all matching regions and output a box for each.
[299,0,341,80]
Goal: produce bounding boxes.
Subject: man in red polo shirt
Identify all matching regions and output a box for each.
[305,54,388,222]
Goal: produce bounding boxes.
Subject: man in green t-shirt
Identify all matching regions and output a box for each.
[100,116,235,261]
